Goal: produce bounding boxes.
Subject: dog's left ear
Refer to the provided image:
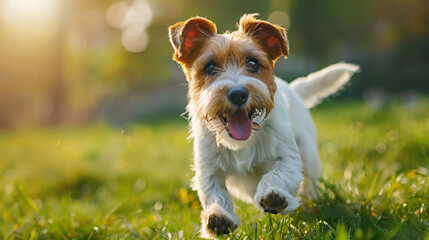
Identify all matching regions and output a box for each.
[169,17,217,64]
[239,14,289,61]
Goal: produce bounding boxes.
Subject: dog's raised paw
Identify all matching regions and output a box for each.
[207,214,235,235]
[259,191,288,214]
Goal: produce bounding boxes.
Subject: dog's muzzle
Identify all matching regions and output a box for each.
[215,87,266,141]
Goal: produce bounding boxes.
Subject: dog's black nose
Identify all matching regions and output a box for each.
[227,87,249,107]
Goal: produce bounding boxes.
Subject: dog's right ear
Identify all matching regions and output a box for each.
[239,14,289,62]
[169,17,217,65]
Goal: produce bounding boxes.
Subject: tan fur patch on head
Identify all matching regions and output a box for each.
[168,14,288,141]
[187,32,277,115]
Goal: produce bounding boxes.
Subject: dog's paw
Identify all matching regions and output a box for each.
[255,188,300,215]
[200,204,240,238]
[259,191,288,214]
[206,214,235,235]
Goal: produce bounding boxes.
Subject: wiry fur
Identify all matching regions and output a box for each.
[168,14,359,238]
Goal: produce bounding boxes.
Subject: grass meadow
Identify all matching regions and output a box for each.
[0,100,428,239]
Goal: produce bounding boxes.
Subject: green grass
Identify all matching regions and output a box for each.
[0,100,428,239]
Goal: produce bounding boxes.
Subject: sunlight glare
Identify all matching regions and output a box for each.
[1,0,58,21]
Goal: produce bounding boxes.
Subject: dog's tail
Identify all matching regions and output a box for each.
[289,63,360,108]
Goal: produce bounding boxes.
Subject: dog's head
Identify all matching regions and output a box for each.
[169,14,289,149]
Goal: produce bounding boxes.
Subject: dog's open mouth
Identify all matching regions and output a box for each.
[218,109,265,141]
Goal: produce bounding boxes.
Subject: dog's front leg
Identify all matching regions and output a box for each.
[254,159,303,215]
[193,165,240,237]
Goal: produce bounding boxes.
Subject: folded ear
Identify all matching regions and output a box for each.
[239,14,289,61]
[168,17,217,64]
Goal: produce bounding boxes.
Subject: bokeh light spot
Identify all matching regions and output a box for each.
[121,27,149,53]
[268,11,290,29]
[107,0,153,53]
[106,1,129,29]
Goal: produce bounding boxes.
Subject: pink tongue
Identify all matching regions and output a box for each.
[226,111,253,141]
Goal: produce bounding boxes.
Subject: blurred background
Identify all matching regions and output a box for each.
[0,0,428,128]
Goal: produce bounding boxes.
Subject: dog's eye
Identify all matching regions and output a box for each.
[246,58,260,73]
[204,62,217,76]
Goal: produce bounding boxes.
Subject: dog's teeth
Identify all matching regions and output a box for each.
[249,109,262,120]
[252,122,260,130]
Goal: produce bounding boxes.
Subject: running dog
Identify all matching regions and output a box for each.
[168,14,359,238]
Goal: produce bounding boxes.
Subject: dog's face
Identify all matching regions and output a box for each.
[169,14,289,149]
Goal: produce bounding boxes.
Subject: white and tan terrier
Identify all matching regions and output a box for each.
[168,14,358,238]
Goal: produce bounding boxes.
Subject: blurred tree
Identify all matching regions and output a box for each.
[50,0,67,124]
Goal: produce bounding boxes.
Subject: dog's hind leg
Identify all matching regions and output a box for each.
[287,87,322,200]
[296,132,322,199]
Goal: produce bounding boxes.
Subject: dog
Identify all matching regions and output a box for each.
[168,14,359,238]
